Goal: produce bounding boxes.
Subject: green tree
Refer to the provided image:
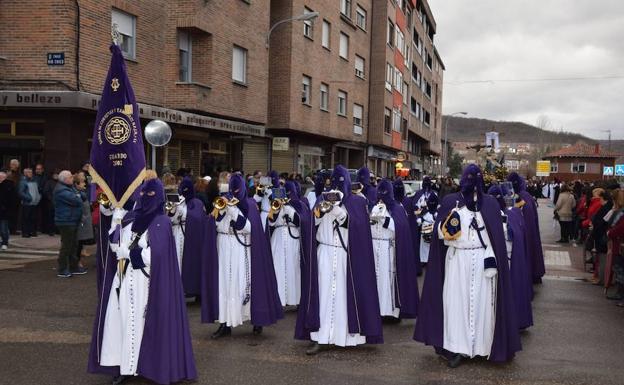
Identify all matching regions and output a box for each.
[447,147,464,178]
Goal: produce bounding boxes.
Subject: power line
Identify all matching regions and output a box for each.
[446,74,624,85]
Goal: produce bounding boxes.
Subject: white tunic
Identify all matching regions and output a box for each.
[441,206,497,358]
[216,206,252,328]
[170,202,187,275]
[100,216,152,376]
[306,191,317,210]
[502,211,513,268]
[370,212,399,318]
[310,205,366,347]
[269,205,301,306]
[254,190,272,231]
[418,211,435,263]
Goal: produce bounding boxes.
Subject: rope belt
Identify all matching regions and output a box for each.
[372,237,395,247]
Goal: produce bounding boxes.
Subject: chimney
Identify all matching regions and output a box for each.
[594,144,600,154]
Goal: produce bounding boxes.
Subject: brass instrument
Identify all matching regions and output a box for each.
[421,223,434,243]
[314,191,341,218]
[351,182,364,195]
[212,195,240,217]
[97,192,111,209]
[255,184,266,195]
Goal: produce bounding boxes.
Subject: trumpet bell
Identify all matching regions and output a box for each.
[213,196,228,211]
[351,182,363,195]
[97,192,111,208]
[271,199,283,211]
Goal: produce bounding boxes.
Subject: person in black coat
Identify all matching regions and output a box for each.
[0,172,17,250]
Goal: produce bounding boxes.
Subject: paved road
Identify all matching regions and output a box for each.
[0,199,622,385]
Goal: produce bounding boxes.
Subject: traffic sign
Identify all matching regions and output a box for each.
[615,164,624,176]
[603,166,614,176]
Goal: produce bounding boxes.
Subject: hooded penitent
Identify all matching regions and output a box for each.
[488,184,534,330]
[178,176,210,296]
[507,172,545,282]
[295,165,383,342]
[393,179,406,203]
[269,170,280,188]
[459,164,485,212]
[357,167,377,208]
[413,164,521,362]
[375,179,419,318]
[200,174,283,326]
[403,176,436,275]
[88,178,197,384]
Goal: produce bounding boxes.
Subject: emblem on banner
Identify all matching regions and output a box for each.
[104,116,131,145]
[111,78,120,92]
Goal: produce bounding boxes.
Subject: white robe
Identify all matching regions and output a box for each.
[306,191,317,210]
[441,206,497,358]
[216,206,252,328]
[269,205,301,306]
[100,214,152,376]
[370,213,399,318]
[310,205,366,347]
[503,211,513,268]
[170,202,187,275]
[418,211,435,263]
[254,190,272,231]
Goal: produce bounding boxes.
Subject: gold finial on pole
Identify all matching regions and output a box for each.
[111,22,121,46]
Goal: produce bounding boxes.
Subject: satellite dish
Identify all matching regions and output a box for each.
[144,120,172,147]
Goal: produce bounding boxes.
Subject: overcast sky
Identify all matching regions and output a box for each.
[428,0,624,139]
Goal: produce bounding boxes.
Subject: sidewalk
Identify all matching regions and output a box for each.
[0,234,60,271]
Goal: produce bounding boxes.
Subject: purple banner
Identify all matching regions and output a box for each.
[89,44,146,208]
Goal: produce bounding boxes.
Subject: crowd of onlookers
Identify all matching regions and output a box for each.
[549,179,624,307]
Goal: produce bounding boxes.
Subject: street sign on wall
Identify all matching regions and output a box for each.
[616,164,624,176]
[47,52,65,65]
[603,166,614,176]
[536,160,551,177]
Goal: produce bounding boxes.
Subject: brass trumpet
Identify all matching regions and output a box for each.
[213,196,239,211]
[97,192,111,209]
[255,184,266,195]
[351,182,364,195]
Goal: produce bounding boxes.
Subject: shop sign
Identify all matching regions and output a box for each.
[536,160,550,177]
[272,137,289,151]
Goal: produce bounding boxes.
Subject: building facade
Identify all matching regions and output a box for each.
[543,143,618,182]
[1,0,271,176]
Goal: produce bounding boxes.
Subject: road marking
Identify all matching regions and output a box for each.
[544,249,571,266]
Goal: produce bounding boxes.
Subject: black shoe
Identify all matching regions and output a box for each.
[253,325,263,335]
[71,267,88,275]
[382,316,402,324]
[448,353,463,368]
[57,270,72,278]
[555,239,567,243]
[306,342,324,355]
[112,375,130,385]
[211,323,231,339]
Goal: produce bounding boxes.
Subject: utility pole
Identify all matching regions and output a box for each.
[602,129,612,152]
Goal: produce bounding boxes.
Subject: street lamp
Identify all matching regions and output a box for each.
[266,11,320,49]
[443,111,468,175]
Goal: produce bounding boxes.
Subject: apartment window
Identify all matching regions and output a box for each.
[384,108,392,134]
[178,30,192,82]
[302,75,311,105]
[356,6,367,30]
[353,104,363,135]
[394,68,403,92]
[339,32,349,59]
[320,83,329,111]
[111,9,136,59]
[387,20,395,47]
[355,55,365,78]
[416,102,421,119]
[392,109,401,132]
[396,29,405,56]
[404,45,410,67]
[423,109,430,126]
[403,81,409,105]
[402,118,408,140]
[322,20,331,49]
[425,81,432,99]
[411,63,418,82]
[232,45,247,84]
[551,162,558,173]
[406,9,412,28]
[340,0,352,17]
[303,7,314,39]
[410,97,418,116]
[337,90,347,116]
[426,53,433,70]
[571,162,586,173]
[385,63,393,91]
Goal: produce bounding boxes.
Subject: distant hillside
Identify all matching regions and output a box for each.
[598,139,624,154]
[443,116,594,145]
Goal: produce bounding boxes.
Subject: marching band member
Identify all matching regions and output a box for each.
[268,181,312,306]
[507,172,545,284]
[488,184,534,330]
[296,165,383,355]
[392,178,406,207]
[307,170,331,210]
[254,170,280,231]
[90,178,196,385]
[414,164,520,368]
[370,180,419,321]
[201,174,283,338]
[174,177,210,297]
[355,167,377,210]
[416,194,439,265]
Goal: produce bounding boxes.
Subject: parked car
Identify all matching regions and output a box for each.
[403,180,422,197]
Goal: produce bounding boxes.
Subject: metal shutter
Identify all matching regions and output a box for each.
[271,147,295,174]
[242,140,269,174]
[180,140,201,176]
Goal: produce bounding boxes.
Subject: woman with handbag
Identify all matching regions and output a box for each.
[554,185,576,243]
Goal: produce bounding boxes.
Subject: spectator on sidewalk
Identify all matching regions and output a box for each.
[74,173,94,268]
[54,170,87,278]
[6,159,20,234]
[0,171,17,250]
[42,170,59,236]
[604,189,624,297]
[34,164,48,234]
[18,167,41,238]
[554,184,576,243]
[586,190,613,285]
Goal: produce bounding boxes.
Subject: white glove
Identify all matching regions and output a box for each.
[226,205,240,219]
[111,208,126,226]
[331,204,347,222]
[116,243,130,260]
[484,268,498,279]
[282,205,296,219]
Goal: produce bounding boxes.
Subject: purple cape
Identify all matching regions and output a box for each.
[181,198,209,296]
[506,207,534,329]
[295,194,384,343]
[413,192,522,362]
[88,214,197,384]
[388,202,420,318]
[403,189,435,275]
[518,191,545,281]
[200,197,284,326]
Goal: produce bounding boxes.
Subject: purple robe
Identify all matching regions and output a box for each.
[200,197,284,326]
[404,189,435,275]
[181,197,209,296]
[88,214,197,384]
[413,192,522,362]
[296,166,383,343]
[506,207,534,330]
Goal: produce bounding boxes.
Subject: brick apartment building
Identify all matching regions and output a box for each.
[543,143,618,182]
[268,0,444,177]
[1,0,444,178]
[1,0,271,176]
